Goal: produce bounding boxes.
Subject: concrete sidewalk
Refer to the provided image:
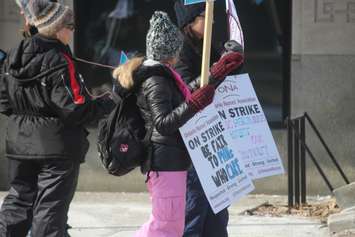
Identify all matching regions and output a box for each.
[0,192,330,237]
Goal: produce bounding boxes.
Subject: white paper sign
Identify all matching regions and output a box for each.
[180,105,254,214]
[214,74,285,179]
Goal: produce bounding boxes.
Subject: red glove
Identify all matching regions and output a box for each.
[210,52,244,81]
[189,85,215,112]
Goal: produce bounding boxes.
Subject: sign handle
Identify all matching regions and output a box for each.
[200,0,214,87]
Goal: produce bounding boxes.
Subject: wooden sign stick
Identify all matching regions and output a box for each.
[200,0,215,87]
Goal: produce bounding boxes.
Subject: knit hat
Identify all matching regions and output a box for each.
[28,0,73,37]
[146,11,183,61]
[15,0,34,23]
[14,0,58,24]
[174,0,205,29]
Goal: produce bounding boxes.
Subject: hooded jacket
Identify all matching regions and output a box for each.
[0,34,113,161]
[116,60,200,171]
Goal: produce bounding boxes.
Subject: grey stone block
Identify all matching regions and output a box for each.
[333,229,355,237]
[343,207,355,213]
[292,0,355,55]
[334,183,355,209]
[328,211,355,234]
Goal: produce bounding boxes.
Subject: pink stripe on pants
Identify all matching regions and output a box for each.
[134,171,187,237]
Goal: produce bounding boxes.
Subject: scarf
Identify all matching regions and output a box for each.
[166,65,192,102]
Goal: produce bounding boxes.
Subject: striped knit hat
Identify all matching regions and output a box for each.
[29,0,73,37]
[14,0,59,24]
[15,0,33,23]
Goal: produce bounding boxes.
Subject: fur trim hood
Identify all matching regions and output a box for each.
[115,59,174,98]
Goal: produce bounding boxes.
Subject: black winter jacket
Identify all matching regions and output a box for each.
[175,36,221,84]
[0,34,113,161]
[118,60,199,171]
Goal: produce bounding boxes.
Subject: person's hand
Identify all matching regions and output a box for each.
[210,52,244,81]
[188,85,215,112]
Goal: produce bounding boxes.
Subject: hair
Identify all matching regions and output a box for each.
[113,57,144,89]
[183,11,205,40]
[183,24,196,39]
[182,24,203,55]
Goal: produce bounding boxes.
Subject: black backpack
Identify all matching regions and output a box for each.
[97,93,151,176]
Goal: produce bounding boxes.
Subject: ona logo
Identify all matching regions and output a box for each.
[217,82,239,94]
[120,144,129,153]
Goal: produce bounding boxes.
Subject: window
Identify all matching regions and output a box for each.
[74,0,291,127]
[237,0,291,127]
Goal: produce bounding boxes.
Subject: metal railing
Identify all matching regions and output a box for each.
[286,112,350,208]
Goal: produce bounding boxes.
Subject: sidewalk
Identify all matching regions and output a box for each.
[0,192,330,237]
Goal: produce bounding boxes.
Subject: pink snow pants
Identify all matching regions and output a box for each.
[134,171,187,237]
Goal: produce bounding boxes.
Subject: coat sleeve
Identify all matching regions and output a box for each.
[49,66,114,125]
[0,67,12,116]
[174,40,201,84]
[175,38,227,92]
[143,76,196,136]
[174,41,203,92]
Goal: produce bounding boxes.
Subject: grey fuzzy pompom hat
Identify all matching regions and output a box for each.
[146,11,183,62]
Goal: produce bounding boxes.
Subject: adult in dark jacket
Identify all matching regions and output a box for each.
[174,1,244,237]
[0,1,113,236]
[113,11,241,237]
[14,1,77,237]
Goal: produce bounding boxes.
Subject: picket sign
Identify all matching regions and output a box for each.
[213,74,285,179]
[179,105,254,214]
[179,74,285,212]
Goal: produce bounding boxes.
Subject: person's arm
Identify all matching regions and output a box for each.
[0,55,12,116]
[189,51,245,92]
[175,40,201,84]
[49,67,114,126]
[143,76,196,136]
[143,75,215,136]
[178,39,244,92]
[0,73,12,117]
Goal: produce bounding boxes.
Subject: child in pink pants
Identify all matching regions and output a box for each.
[113,11,215,237]
[135,172,187,237]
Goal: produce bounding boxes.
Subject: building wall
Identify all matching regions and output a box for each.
[289,0,355,194]
[1,0,354,194]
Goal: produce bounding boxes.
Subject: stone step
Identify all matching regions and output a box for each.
[333,229,355,237]
[328,211,355,234]
[334,182,355,209]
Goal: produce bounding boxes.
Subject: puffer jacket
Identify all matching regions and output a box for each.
[0,34,113,161]
[118,60,199,171]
